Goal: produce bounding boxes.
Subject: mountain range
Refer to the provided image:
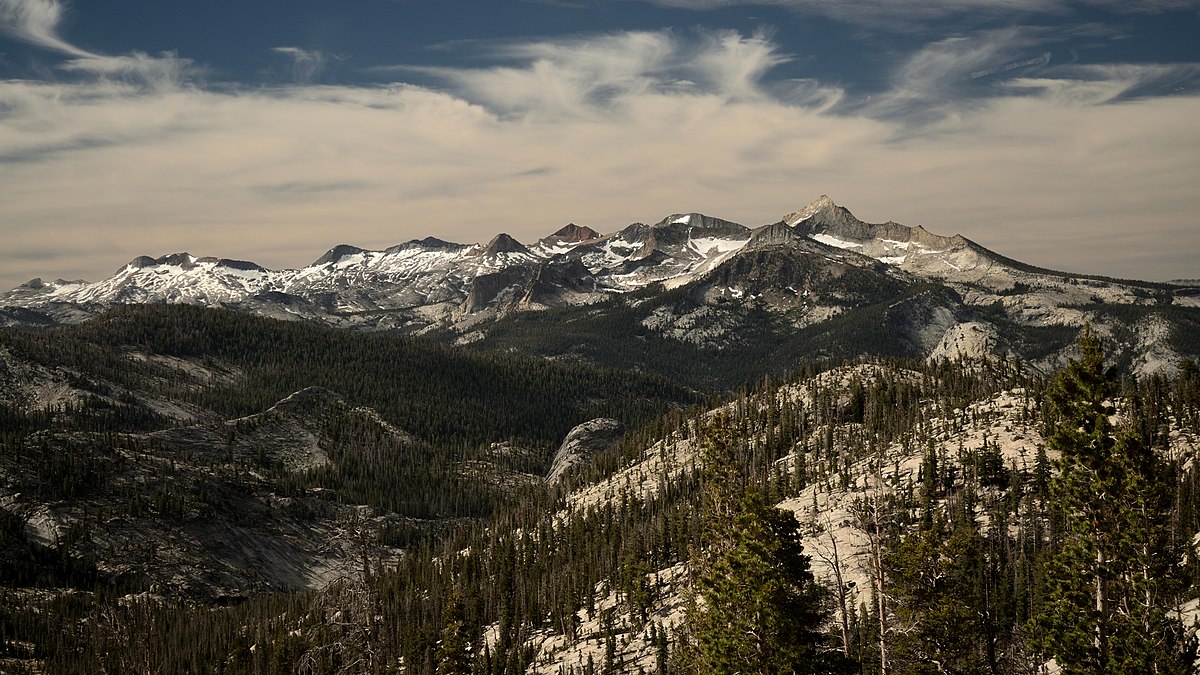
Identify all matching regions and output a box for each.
[3,196,1199,378]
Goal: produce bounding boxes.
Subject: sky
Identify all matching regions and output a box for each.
[0,0,1198,291]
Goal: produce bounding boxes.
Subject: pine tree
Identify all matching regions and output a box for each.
[886,508,989,674]
[436,587,474,675]
[1031,330,1193,673]
[682,415,847,674]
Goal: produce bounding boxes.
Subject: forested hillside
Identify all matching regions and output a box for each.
[3,306,1199,673]
[0,305,698,669]
[1,304,695,446]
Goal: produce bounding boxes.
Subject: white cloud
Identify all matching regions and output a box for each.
[0,0,200,89]
[687,29,789,101]
[0,0,90,57]
[403,29,787,120]
[0,28,1197,292]
[1039,62,1200,101]
[849,29,1200,126]
[858,27,1048,124]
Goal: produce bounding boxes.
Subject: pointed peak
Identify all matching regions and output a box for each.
[783,195,845,227]
[801,195,839,212]
[552,223,600,242]
[483,233,530,256]
[311,244,365,267]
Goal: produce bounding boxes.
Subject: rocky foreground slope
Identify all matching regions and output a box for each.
[514,361,1200,672]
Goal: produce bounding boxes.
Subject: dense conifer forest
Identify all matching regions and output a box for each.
[2,306,1200,673]
[2,305,696,446]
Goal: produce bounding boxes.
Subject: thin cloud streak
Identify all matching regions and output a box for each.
[0,0,201,89]
[0,0,91,57]
[272,47,333,84]
[0,28,1197,291]
[625,0,1200,25]
[856,27,1049,124]
[58,51,201,90]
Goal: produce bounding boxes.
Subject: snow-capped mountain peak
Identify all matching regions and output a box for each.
[311,244,367,267]
[782,194,839,226]
[779,198,989,280]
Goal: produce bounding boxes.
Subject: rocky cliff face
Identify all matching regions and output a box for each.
[546,418,623,484]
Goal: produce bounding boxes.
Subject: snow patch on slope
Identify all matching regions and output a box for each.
[809,233,863,251]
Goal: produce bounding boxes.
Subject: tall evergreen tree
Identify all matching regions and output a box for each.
[1031,331,1193,673]
[682,415,847,674]
[436,587,474,675]
[886,508,990,674]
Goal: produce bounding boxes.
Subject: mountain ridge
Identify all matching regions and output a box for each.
[3,196,1198,376]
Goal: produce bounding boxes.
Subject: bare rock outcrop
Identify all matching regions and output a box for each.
[546,418,623,484]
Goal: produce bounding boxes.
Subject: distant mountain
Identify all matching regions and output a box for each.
[0,210,750,328]
[3,197,1198,376]
[475,197,1200,379]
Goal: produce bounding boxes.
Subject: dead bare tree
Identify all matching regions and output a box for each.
[811,516,855,659]
[297,512,386,675]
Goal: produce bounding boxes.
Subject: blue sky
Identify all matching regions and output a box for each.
[1,0,1198,289]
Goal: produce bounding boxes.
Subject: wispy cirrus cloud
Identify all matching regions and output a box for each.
[857,27,1050,123]
[0,0,199,88]
[59,51,200,89]
[272,46,340,84]
[1034,62,1200,102]
[0,0,89,57]
[624,0,1200,23]
[845,25,1200,126]
[396,29,789,120]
